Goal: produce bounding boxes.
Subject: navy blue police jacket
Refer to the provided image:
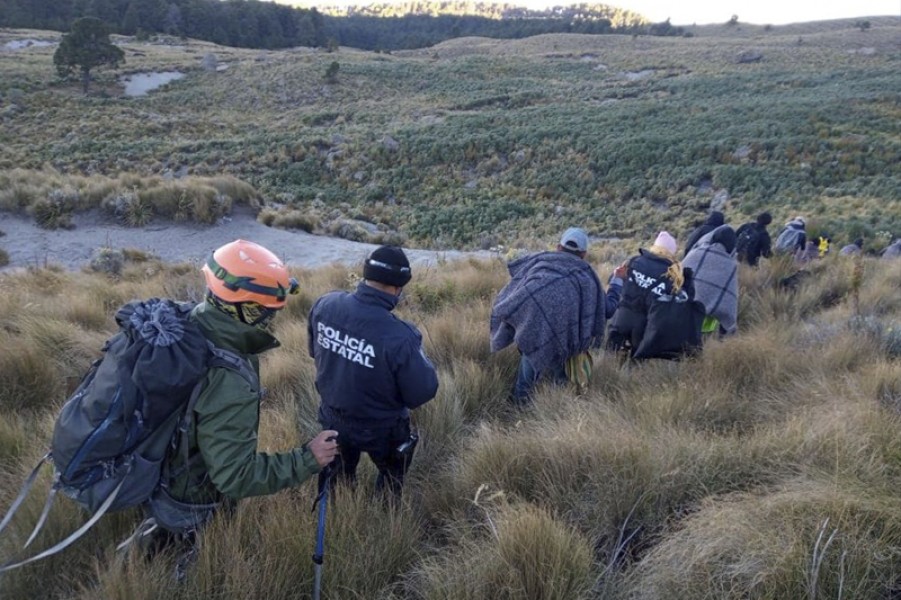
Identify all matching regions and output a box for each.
[308,282,439,425]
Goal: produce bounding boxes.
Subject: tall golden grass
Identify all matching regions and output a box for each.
[0,253,899,599]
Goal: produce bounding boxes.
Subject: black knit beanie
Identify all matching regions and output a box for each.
[363,246,412,287]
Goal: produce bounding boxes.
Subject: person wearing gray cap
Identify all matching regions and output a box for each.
[490,228,624,404]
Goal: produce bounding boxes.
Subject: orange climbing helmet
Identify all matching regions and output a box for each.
[201,240,298,309]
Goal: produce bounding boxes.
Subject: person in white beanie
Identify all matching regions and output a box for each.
[606,231,691,356]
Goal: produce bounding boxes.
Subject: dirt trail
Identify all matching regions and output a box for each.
[0,208,490,272]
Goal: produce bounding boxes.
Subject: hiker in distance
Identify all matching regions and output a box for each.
[682,210,725,257]
[490,227,621,404]
[839,238,864,256]
[682,225,740,337]
[606,231,692,356]
[882,238,901,259]
[817,235,831,258]
[797,239,820,265]
[308,245,439,496]
[735,212,773,267]
[773,216,808,257]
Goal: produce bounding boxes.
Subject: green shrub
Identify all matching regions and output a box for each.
[89,247,125,276]
[103,190,151,226]
[30,188,79,229]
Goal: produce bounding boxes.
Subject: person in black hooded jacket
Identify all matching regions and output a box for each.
[735,212,773,266]
[683,211,725,257]
[607,231,693,356]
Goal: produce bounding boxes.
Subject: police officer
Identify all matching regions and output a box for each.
[307,245,439,495]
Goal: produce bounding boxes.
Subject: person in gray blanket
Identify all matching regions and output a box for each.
[682,225,739,336]
[839,238,864,256]
[490,227,623,404]
[882,239,901,260]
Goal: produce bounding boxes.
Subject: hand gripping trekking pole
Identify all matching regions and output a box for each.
[312,465,333,600]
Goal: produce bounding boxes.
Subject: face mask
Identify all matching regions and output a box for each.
[237,302,279,330]
[206,293,278,330]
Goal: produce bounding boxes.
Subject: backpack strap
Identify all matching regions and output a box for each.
[23,484,58,549]
[115,517,159,553]
[0,453,50,538]
[207,345,257,387]
[0,465,128,574]
[168,343,257,498]
[170,376,213,499]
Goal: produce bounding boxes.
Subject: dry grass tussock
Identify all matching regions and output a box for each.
[0,253,900,598]
[0,168,260,228]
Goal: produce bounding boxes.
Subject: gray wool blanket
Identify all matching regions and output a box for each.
[682,226,739,334]
[490,251,605,373]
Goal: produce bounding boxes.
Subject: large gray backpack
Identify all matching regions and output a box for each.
[0,298,251,572]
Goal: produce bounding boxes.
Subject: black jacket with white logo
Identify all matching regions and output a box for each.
[308,282,438,424]
[617,250,680,314]
[608,249,694,345]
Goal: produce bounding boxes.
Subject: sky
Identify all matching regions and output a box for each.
[589,0,901,25]
[284,0,901,25]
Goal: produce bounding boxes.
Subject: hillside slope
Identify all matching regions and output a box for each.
[0,20,898,250]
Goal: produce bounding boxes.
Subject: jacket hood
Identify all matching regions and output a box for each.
[696,224,737,255]
[191,301,280,355]
[706,211,725,226]
[638,247,676,265]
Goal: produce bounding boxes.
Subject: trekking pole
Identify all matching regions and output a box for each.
[312,465,333,600]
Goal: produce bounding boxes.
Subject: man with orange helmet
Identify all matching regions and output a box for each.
[308,245,438,496]
[157,240,338,530]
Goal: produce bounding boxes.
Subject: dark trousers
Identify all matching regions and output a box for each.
[606,309,647,357]
[320,416,411,496]
[511,354,567,405]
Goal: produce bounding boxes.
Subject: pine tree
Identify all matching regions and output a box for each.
[53,17,125,94]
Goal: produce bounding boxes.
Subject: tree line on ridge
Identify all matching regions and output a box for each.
[0,0,688,51]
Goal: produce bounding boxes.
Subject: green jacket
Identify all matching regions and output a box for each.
[165,302,321,504]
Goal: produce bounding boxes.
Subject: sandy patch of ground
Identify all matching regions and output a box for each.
[0,207,490,272]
